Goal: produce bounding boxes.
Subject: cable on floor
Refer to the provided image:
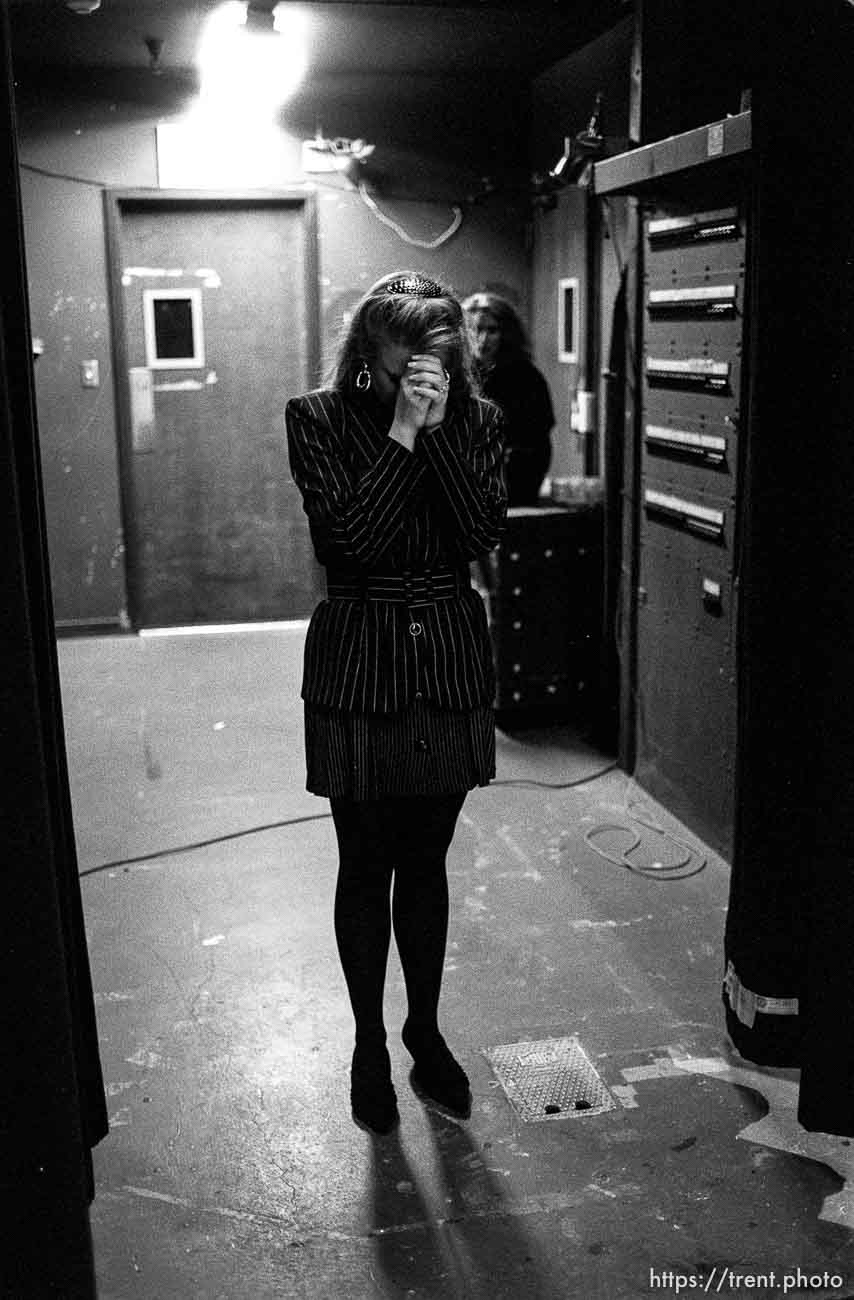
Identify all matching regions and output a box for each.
[491,760,618,790]
[582,788,708,882]
[78,812,333,879]
[77,761,620,880]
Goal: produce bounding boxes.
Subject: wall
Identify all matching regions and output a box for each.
[529,18,633,480]
[530,187,587,479]
[15,71,531,629]
[19,102,160,631]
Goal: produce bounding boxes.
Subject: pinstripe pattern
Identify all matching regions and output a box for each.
[304,700,496,800]
[286,387,507,714]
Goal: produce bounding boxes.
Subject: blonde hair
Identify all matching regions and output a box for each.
[462,291,531,362]
[331,271,477,401]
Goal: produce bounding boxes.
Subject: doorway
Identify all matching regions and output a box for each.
[105,191,322,628]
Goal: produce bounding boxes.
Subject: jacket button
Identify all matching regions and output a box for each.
[409,621,423,637]
[415,690,423,700]
[415,738,428,752]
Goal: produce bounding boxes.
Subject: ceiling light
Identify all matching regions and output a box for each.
[66,0,101,12]
[145,36,164,74]
[245,4,275,33]
[195,1,307,122]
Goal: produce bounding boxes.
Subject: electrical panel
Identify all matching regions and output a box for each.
[634,198,746,854]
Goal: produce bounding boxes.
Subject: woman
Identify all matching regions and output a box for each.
[286,271,506,1135]
[462,292,555,506]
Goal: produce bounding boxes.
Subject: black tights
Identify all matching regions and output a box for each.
[330,792,466,1049]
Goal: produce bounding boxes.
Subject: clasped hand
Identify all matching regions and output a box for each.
[395,354,449,434]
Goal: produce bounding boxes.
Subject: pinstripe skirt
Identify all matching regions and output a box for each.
[304,699,496,801]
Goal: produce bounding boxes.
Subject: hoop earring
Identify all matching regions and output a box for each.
[355,360,372,392]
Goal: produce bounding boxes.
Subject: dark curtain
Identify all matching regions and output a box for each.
[0,1,108,1293]
[723,0,854,1135]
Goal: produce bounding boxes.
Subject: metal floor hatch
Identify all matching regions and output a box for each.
[485,1036,618,1122]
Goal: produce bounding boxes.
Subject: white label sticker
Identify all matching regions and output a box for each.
[707,122,725,158]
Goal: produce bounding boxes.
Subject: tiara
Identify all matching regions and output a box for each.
[383,274,445,298]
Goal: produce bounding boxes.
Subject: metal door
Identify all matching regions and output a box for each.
[107,192,321,627]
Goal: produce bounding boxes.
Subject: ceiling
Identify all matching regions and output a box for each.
[8,0,630,84]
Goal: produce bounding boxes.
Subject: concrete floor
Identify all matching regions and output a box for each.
[59,628,854,1300]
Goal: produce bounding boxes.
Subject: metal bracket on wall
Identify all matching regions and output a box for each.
[645,356,730,392]
[644,424,727,464]
[644,488,725,542]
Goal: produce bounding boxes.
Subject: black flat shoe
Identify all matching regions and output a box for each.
[350,1043,399,1136]
[402,1025,472,1118]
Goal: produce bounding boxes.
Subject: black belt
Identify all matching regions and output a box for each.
[326,568,469,606]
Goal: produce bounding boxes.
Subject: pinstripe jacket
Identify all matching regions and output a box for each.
[286,386,507,713]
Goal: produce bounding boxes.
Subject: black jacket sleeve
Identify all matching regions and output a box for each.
[286,391,427,568]
[417,400,507,559]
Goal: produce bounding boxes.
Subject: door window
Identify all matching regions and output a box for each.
[143,288,205,369]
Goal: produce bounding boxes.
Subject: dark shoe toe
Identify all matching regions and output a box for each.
[351,1044,399,1135]
[402,1028,471,1117]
